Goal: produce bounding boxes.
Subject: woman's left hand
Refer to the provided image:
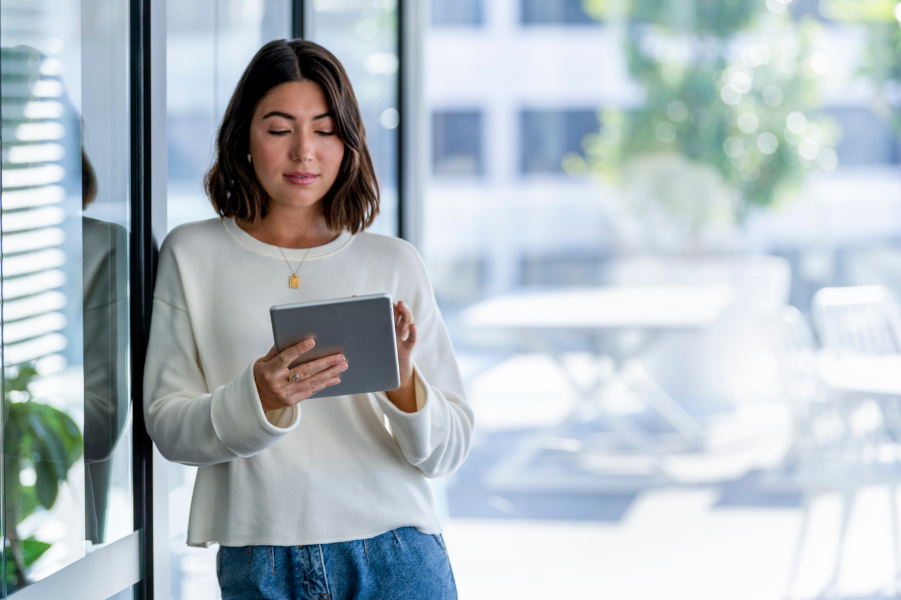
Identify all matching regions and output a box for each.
[394,300,417,385]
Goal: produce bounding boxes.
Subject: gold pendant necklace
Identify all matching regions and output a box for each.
[261,221,312,289]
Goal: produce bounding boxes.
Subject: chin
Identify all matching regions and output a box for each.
[272,191,324,210]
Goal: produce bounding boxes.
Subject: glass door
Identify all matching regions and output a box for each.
[1,0,138,596]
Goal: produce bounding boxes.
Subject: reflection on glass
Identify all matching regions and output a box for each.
[2,40,86,592]
[306,0,398,236]
[1,0,133,592]
[82,155,130,546]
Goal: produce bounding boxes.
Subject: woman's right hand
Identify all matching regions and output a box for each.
[253,339,348,412]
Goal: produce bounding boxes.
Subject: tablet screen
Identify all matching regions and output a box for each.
[270,293,400,398]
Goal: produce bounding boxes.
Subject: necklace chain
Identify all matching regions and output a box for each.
[261,220,312,277]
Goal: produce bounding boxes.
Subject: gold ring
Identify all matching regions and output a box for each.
[288,371,300,383]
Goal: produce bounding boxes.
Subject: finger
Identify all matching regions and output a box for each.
[296,375,343,400]
[294,353,347,381]
[314,361,348,386]
[407,322,418,346]
[395,302,413,327]
[276,338,316,369]
[260,346,277,362]
[400,321,411,342]
[300,360,347,393]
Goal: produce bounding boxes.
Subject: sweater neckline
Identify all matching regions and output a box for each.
[222,217,354,260]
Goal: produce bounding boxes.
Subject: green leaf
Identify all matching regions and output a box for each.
[21,538,51,566]
[6,365,38,393]
[34,461,59,509]
[29,404,83,465]
[28,414,68,480]
[6,551,17,587]
[18,485,38,521]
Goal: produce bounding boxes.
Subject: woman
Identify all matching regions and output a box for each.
[144,39,473,599]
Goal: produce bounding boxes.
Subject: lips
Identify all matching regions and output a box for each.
[284,172,318,186]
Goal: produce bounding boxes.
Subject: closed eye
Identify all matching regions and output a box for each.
[316,131,335,136]
[268,130,290,136]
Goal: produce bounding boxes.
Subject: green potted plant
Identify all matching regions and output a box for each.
[3,364,83,590]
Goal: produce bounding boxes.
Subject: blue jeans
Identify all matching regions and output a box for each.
[216,527,457,600]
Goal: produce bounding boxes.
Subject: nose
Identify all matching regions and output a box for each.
[289,130,314,163]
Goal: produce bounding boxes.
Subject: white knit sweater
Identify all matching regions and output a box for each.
[143,217,474,547]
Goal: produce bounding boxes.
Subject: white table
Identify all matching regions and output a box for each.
[462,285,736,331]
[462,285,735,491]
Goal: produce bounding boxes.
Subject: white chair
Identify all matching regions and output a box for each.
[772,305,901,599]
[812,285,901,468]
[812,285,901,356]
[780,287,901,598]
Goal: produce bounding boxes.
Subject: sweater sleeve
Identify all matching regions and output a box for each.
[373,244,474,478]
[143,240,300,467]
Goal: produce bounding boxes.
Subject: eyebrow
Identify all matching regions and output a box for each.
[261,110,333,121]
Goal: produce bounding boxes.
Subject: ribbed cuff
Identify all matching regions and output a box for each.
[210,359,301,457]
[376,364,446,459]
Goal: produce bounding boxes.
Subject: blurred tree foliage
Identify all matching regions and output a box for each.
[821,0,901,134]
[576,0,840,222]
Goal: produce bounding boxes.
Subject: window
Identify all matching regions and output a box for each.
[166,0,290,231]
[423,1,901,597]
[305,0,399,237]
[521,0,596,25]
[825,107,900,166]
[432,0,483,26]
[520,109,598,174]
[432,110,484,176]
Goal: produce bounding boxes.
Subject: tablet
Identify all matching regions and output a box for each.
[270,293,400,399]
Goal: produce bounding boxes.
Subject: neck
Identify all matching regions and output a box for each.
[240,203,340,249]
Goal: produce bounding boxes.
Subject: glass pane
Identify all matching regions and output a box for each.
[1,0,133,594]
[424,1,901,598]
[306,0,399,237]
[166,0,291,232]
[165,3,290,598]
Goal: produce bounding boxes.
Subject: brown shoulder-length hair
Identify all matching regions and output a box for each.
[204,39,379,233]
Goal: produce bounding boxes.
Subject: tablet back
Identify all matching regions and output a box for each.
[270,294,400,399]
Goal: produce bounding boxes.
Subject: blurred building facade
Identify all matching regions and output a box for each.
[423,0,901,309]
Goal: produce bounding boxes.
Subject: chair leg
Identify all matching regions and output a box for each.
[890,485,901,597]
[826,490,856,599]
[785,492,813,600]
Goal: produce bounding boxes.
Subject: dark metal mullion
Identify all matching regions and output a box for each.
[396,0,406,240]
[129,0,154,596]
[292,0,305,39]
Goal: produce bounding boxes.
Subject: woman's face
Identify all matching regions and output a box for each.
[248,80,346,215]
